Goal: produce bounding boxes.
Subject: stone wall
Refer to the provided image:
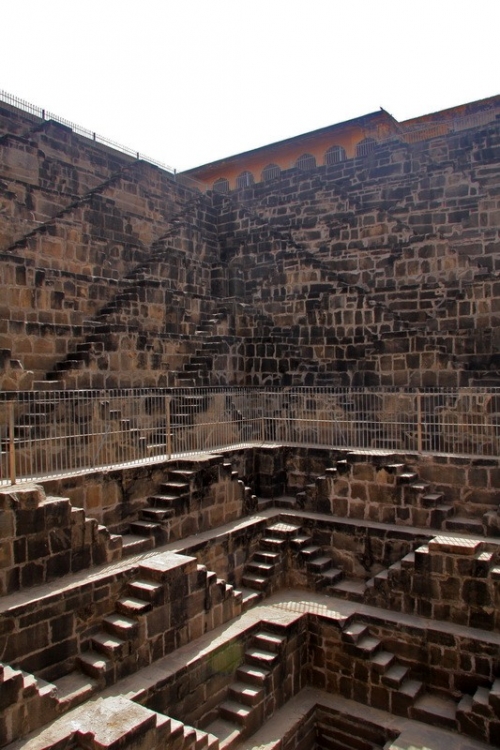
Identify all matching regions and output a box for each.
[213,123,500,386]
[2,104,500,390]
[0,484,121,596]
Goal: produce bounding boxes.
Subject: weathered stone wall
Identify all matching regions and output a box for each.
[310,611,500,744]
[214,123,500,386]
[0,484,121,596]
[2,104,500,390]
[0,113,223,388]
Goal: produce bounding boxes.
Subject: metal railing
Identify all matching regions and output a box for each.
[1,387,499,485]
[0,89,212,194]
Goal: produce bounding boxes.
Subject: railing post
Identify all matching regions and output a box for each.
[166,396,172,459]
[417,389,423,453]
[9,400,16,485]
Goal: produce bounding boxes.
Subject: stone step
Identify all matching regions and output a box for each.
[161,481,190,495]
[182,724,197,750]
[116,596,151,617]
[401,551,415,569]
[307,555,333,573]
[260,537,286,551]
[421,492,444,507]
[103,613,139,640]
[372,569,389,589]
[245,647,279,670]
[394,679,425,714]
[128,578,164,602]
[398,472,418,483]
[245,561,274,576]
[253,550,281,564]
[370,650,395,674]
[91,632,129,660]
[321,567,344,587]
[53,671,97,711]
[236,663,271,687]
[149,493,182,506]
[204,718,241,750]
[252,631,286,653]
[300,545,323,561]
[129,520,162,539]
[219,700,253,728]
[170,469,197,480]
[341,622,369,644]
[290,534,311,550]
[489,678,500,713]
[235,588,262,611]
[430,504,455,529]
[78,651,113,681]
[140,506,175,522]
[228,681,264,707]
[193,728,218,750]
[446,516,485,534]
[241,573,268,591]
[409,481,430,493]
[383,663,410,689]
[471,685,492,716]
[21,673,54,701]
[266,522,302,539]
[121,534,155,557]
[349,636,381,657]
[331,578,367,602]
[412,693,458,730]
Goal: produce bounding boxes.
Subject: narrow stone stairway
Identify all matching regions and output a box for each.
[289,528,342,589]
[340,619,424,717]
[78,554,241,689]
[240,522,292,601]
[205,629,287,749]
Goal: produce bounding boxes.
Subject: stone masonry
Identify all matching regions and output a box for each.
[1,96,500,749]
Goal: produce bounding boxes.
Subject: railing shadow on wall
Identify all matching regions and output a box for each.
[1,386,499,485]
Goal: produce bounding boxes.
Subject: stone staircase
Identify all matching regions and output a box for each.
[295,452,457,531]
[240,522,291,600]
[121,454,245,550]
[78,551,242,689]
[240,520,342,600]
[367,534,500,629]
[0,662,59,746]
[288,527,342,590]
[205,627,289,748]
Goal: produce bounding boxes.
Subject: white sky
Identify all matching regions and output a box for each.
[2,0,499,171]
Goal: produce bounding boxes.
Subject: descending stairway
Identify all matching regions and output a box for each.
[240,522,291,602]
[340,619,425,718]
[295,453,457,531]
[205,628,288,748]
[289,527,342,590]
[78,553,241,689]
[121,455,245,551]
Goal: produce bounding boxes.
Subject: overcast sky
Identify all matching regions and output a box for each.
[2,0,499,171]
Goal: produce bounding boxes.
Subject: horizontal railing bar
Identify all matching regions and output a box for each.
[1,386,498,485]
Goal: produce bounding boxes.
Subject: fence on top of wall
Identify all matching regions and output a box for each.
[1,386,499,485]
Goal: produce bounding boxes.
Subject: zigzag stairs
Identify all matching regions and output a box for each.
[222,178,474,380]
[78,552,241,689]
[205,624,290,749]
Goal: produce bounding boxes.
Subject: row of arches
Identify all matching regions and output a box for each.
[213,138,377,193]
